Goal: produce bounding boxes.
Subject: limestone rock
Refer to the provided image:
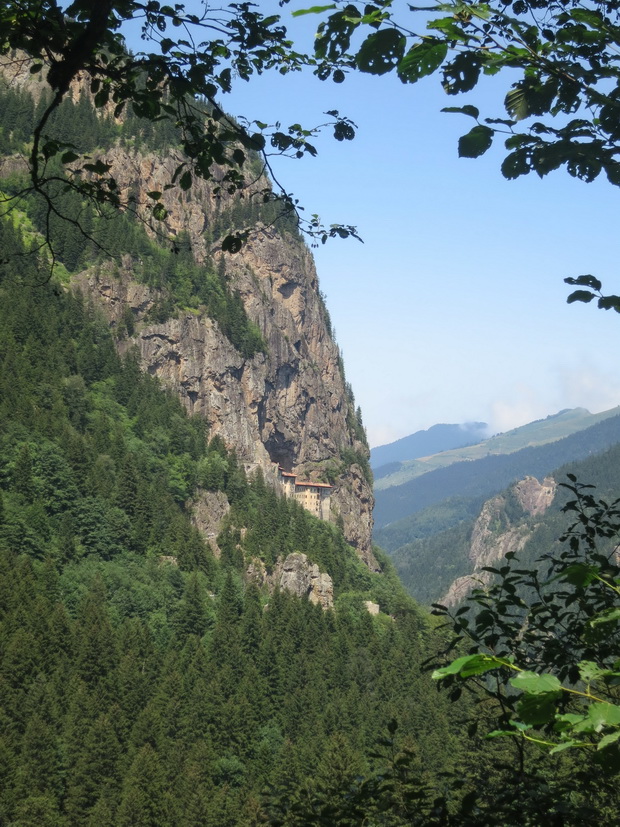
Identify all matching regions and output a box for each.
[440,475,556,607]
[189,489,230,558]
[72,146,374,564]
[245,553,334,609]
[279,552,334,609]
[513,475,556,516]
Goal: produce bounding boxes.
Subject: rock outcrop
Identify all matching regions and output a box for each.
[246,553,334,609]
[279,552,334,609]
[189,489,231,558]
[440,476,556,607]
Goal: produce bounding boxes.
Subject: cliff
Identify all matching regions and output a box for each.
[440,475,556,607]
[0,53,376,566]
[72,145,377,569]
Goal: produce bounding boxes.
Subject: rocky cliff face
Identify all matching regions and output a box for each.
[440,476,556,607]
[246,553,334,609]
[72,145,377,568]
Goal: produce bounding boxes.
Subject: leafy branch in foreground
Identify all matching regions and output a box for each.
[295,0,620,301]
[431,474,620,761]
[0,0,361,262]
[564,274,620,314]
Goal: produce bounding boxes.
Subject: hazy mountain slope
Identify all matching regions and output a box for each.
[384,439,620,606]
[374,412,620,528]
[370,421,488,470]
[375,406,620,491]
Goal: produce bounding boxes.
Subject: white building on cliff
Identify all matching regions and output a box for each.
[277,467,332,521]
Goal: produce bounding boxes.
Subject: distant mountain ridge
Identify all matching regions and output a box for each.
[371,422,488,471]
[374,411,620,528]
[375,406,620,492]
[378,430,620,606]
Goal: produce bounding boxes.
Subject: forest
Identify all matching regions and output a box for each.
[2,7,620,819]
[3,200,619,824]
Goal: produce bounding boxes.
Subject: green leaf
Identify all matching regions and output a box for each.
[179,171,192,191]
[556,712,587,730]
[486,729,516,738]
[147,191,163,200]
[442,51,482,94]
[501,149,531,180]
[590,608,620,628]
[82,160,112,175]
[152,203,168,221]
[562,563,599,585]
[505,87,528,121]
[442,105,480,119]
[357,29,406,76]
[432,653,506,680]
[598,730,620,750]
[564,274,602,290]
[398,39,448,83]
[550,740,587,754]
[570,8,604,26]
[232,148,246,166]
[292,4,336,17]
[222,232,248,254]
[61,151,80,164]
[598,296,620,312]
[428,16,468,41]
[458,125,494,158]
[605,162,620,186]
[509,672,562,694]
[586,702,620,731]
[567,290,596,304]
[94,89,109,109]
[579,661,608,682]
[517,692,558,725]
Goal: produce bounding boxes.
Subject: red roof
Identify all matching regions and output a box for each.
[280,471,296,478]
[295,481,332,489]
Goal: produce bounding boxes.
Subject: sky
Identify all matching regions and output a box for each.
[132,2,620,447]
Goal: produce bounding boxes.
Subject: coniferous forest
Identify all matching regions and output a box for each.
[2,65,620,826]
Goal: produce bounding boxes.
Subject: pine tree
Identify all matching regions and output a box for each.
[117,745,168,827]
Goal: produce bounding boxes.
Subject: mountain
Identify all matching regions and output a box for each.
[375,406,620,491]
[371,421,488,473]
[374,410,620,529]
[385,439,620,607]
[1,54,377,567]
[0,56,482,825]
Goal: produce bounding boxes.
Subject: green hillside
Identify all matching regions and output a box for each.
[375,407,620,491]
[0,213,467,824]
[374,412,620,527]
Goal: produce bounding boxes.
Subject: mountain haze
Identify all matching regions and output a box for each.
[371,421,488,473]
[375,406,620,491]
[385,439,620,607]
[374,411,620,528]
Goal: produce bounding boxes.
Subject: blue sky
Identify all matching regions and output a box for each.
[131,2,620,447]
